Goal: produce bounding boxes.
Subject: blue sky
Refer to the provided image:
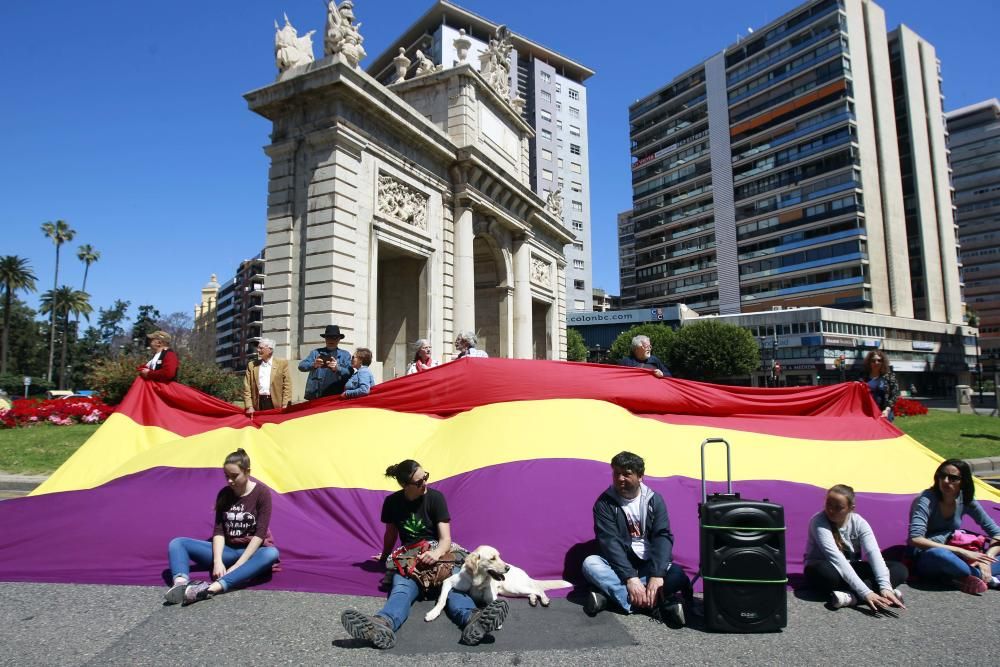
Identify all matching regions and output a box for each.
[3,0,998,322]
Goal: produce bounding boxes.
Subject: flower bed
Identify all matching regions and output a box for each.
[0,397,114,428]
[894,397,928,417]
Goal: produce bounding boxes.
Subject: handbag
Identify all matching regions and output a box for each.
[946,529,987,562]
[387,540,466,591]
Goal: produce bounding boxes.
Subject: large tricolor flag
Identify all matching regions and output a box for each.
[2,358,997,595]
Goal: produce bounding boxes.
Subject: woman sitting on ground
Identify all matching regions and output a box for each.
[909,459,1000,594]
[343,347,375,399]
[454,332,488,359]
[860,350,899,421]
[340,459,508,649]
[164,448,280,605]
[406,339,438,374]
[804,484,907,611]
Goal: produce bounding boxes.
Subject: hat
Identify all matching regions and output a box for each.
[321,325,346,340]
[147,330,172,344]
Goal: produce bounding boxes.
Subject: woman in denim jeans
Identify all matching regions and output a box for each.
[909,459,1000,594]
[340,459,508,649]
[164,448,280,605]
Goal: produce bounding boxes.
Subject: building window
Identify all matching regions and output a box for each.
[556,101,561,111]
[571,181,582,193]
[540,109,552,122]
[574,299,587,310]
[558,158,564,169]
[573,259,585,269]
[573,241,584,252]
[568,88,580,100]
[570,143,581,155]
[574,279,585,290]
[556,82,561,93]
[540,90,551,102]
[570,162,582,174]
[541,148,552,161]
[541,168,553,181]
[569,124,581,137]
[572,220,584,231]
[569,106,580,118]
[540,70,551,83]
[541,128,552,141]
[571,200,583,212]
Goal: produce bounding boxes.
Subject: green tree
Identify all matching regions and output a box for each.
[0,255,37,375]
[41,220,76,382]
[668,319,760,381]
[97,299,131,349]
[40,287,92,389]
[608,324,676,365]
[130,304,162,350]
[87,353,242,405]
[566,328,588,362]
[75,244,100,323]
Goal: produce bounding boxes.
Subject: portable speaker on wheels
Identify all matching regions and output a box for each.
[698,438,787,633]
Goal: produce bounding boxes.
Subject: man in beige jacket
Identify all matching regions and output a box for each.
[244,338,293,415]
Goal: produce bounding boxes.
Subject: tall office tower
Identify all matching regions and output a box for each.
[625,0,961,323]
[618,210,637,307]
[947,99,1000,353]
[369,1,595,311]
[215,252,266,372]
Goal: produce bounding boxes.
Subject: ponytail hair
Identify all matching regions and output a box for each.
[826,484,855,553]
[224,448,251,471]
[386,459,420,487]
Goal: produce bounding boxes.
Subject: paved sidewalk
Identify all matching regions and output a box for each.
[1,582,998,665]
[0,473,45,500]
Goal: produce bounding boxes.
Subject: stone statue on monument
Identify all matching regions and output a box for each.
[414,49,442,77]
[545,186,564,219]
[325,0,366,67]
[274,14,315,73]
[478,25,513,99]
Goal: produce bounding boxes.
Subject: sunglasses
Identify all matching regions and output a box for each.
[939,473,962,484]
[407,472,430,487]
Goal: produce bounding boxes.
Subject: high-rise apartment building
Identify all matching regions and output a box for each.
[947,99,1000,355]
[215,252,265,371]
[369,0,595,311]
[624,0,961,324]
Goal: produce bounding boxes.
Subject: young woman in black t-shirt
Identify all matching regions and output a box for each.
[340,459,508,649]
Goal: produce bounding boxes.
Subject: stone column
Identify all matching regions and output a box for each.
[512,236,532,358]
[453,205,475,336]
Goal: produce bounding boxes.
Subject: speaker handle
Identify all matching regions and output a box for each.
[700,437,733,505]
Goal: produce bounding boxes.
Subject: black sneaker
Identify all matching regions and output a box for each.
[340,609,396,650]
[460,599,509,646]
[658,596,685,629]
[583,590,608,617]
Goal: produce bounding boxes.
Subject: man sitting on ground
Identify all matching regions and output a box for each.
[582,451,689,627]
[618,335,671,378]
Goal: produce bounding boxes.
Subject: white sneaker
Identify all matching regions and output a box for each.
[829,591,857,609]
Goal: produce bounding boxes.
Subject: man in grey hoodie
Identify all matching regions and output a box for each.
[581,451,689,627]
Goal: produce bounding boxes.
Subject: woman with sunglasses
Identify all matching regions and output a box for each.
[908,459,1000,594]
[861,351,899,421]
[340,459,508,649]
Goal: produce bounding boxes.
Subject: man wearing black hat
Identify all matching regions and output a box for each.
[298,325,354,399]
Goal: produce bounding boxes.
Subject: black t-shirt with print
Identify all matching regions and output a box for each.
[380,488,450,545]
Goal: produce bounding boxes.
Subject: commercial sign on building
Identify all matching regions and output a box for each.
[823,336,856,347]
[912,341,935,351]
[567,307,677,326]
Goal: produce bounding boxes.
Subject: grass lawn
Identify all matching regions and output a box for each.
[896,411,1000,460]
[0,424,99,474]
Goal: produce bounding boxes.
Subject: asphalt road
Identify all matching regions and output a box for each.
[1,581,997,666]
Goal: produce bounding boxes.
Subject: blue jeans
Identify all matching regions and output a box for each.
[914,547,1000,581]
[168,537,280,592]
[582,554,689,613]
[376,571,478,631]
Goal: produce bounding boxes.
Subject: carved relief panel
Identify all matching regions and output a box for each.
[377,173,428,229]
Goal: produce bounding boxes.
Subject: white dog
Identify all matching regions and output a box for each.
[424,545,571,622]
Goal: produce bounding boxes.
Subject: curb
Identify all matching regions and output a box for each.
[0,474,47,493]
[964,457,1000,477]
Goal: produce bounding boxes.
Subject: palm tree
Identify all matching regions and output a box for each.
[0,256,38,375]
[77,244,100,294]
[41,220,76,382]
[39,287,92,390]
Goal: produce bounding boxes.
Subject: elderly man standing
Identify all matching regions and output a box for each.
[582,451,689,627]
[244,338,292,415]
[298,325,353,399]
[618,335,671,378]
